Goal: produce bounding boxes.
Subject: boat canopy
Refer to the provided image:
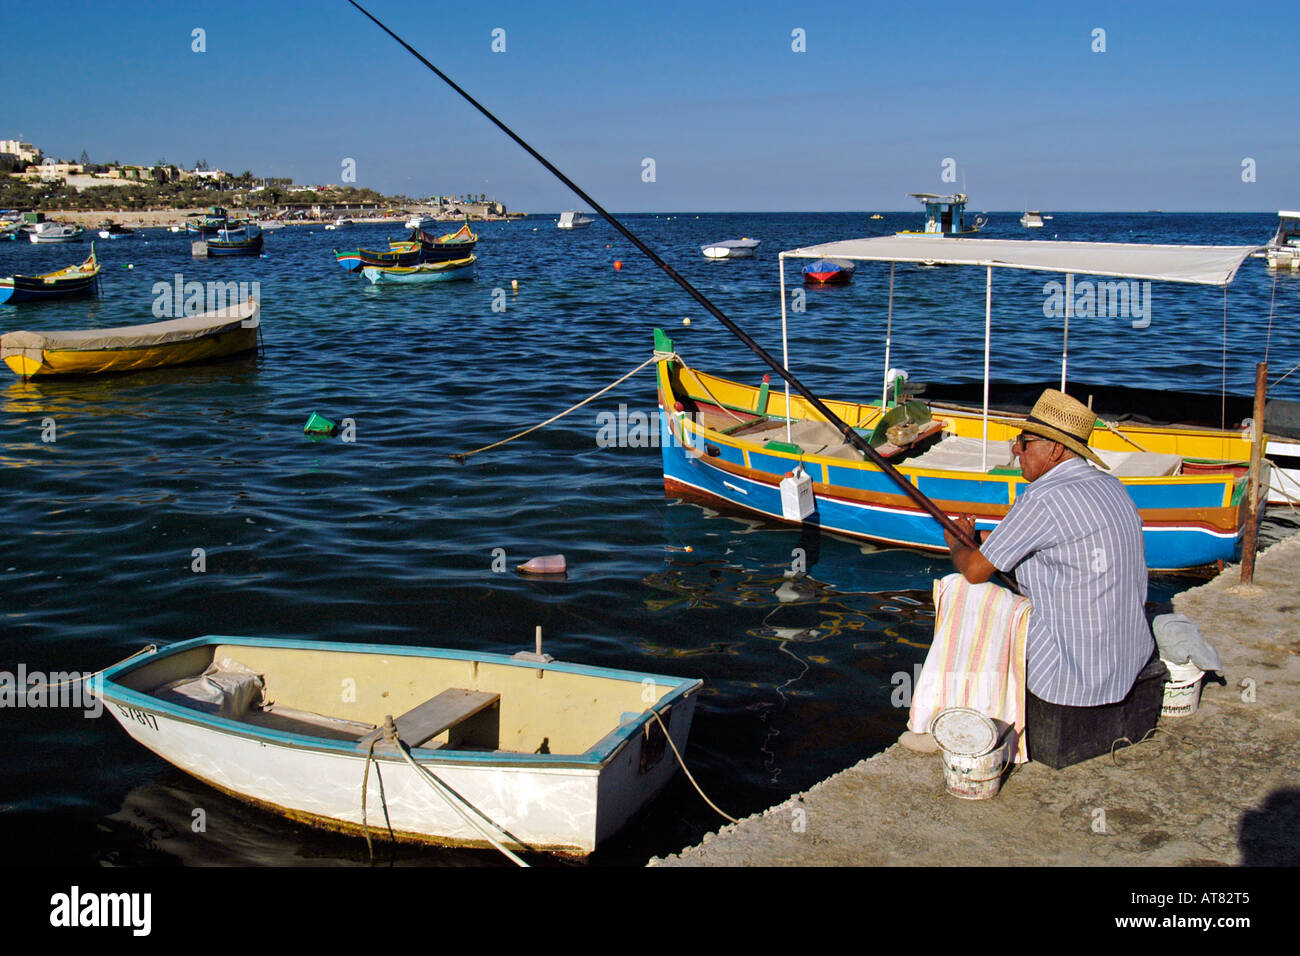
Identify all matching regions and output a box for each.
[779,236,1262,286]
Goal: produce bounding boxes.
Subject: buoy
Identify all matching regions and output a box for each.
[303,412,339,437]
[511,279,518,290]
[517,554,566,575]
[682,317,690,326]
[614,260,622,270]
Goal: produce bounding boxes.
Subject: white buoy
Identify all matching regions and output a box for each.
[682,318,691,326]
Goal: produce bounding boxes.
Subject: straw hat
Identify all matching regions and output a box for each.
[1010,389,1107,468]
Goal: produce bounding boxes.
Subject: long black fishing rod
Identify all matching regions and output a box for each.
[348,1,983,553]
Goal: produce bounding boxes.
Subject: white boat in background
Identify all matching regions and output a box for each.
[1020,210,1045,228]
[702,238,761,259]
[557,210,595,229]
[406,215,437,231]
[325,217,354,232]
[1265,210,1300,270]
[93,635,702,858]
[28,222,84,243]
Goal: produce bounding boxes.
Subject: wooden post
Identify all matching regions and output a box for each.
[1240,362,1267,584]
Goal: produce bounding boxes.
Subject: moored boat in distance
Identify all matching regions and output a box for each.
[557,210,594,229]
[1,296,259,378]
[97,221,135,239]
[335,240,423,272]
[414,223,478,261]
[197,225,264,257]
[802,258,855,284]
[1265,210,1300,269]
[28,222,84,243]
[92,635,702,857]
[899,193,985,236]
[0,245,101,304]
[701,238,761,259]
[1020,210,1045,228]
[186,206,243,238]
[362,255,476,285]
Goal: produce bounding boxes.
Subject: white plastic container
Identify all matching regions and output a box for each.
[779,467,814,521]
[931,708,1010,800]
[1161,659,1204,717]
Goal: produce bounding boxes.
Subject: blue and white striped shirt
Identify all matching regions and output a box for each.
[981,457,1152,707]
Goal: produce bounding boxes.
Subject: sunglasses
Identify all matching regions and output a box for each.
[1013,433,1050,449]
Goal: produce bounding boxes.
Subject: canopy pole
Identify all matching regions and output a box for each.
[883,262,895,409]
[779,253,792,444]
[982,266,992,472]
[1061,272,1072,392]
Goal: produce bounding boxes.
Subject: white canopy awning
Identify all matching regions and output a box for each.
[779,235,1262,286]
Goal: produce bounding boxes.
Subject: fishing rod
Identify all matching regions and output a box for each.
[348,1,985,556]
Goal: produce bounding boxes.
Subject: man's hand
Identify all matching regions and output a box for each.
[944,514,997,583]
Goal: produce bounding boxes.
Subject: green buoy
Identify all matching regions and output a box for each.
[304,412,339,437]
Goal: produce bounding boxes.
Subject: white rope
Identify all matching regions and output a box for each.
[449,353,662,461]
[650,709,738,824]
[362,716,529,866]
[683,366,751,426]
[28,644,157,699]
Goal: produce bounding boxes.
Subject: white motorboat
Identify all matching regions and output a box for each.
[1266,211,1300,270]
[93,635,702,858]
[701,238,761,259]
[1020,210,1045,228]
[28,222,84,243]
[557,210,595,229]
[405,215,437,231]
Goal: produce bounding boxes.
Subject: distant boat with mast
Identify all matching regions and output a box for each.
[557,210,595,229]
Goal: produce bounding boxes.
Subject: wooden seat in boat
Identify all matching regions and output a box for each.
[359,688,501,750]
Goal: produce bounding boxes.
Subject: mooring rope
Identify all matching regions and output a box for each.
[362,716,529,867]
[29,644,158,698]
[650,709,738,824]
[448,353,664,462]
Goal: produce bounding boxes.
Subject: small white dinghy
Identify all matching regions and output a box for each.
[701,238,760,259]
[92,635,702,858]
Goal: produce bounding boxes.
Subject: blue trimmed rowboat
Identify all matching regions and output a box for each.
[92,635,702,857]
[653,329,1257,571]
[0,245,100,304]
[362,255,476,285]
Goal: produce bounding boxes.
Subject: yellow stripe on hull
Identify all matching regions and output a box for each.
[3,327,258,378]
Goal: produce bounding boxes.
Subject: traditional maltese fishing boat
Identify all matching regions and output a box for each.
[201,225,264,257]
[92,635,702,857]
[1,297,259,378]
[415,223,478,261]
[0,245,100,304]
[334,239,422,272]
[654,235,1268,571]
[362,255,476,285]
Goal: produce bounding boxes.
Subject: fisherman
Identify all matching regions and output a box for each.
[902,389,1153,752]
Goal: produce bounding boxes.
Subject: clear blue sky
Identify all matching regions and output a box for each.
[3,0,1294,212]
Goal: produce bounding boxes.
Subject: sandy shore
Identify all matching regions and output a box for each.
[32,209,526,229]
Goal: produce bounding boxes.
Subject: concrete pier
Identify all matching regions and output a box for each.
[652,535,1300,867]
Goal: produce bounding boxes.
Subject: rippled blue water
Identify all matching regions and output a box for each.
[1,212,1295,865]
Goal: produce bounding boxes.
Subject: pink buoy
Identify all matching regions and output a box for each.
[517,554,566,575]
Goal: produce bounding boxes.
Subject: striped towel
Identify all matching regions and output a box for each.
[907,574,1032,763]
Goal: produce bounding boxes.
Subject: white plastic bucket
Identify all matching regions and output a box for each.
[931,708,1010,800]
[1161,660,1204,717]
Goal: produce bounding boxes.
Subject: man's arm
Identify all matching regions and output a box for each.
[944,514,997,583]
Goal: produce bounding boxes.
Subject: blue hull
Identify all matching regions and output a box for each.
[658,409,1242,571]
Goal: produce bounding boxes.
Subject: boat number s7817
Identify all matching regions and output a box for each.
[115,703,159,731]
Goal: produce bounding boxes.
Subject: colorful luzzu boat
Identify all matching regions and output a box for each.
[0,245,100,304]
[362,255,476,285]
[415,223,478,261]
[653,235,1268,571]
[334,240,423,273]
